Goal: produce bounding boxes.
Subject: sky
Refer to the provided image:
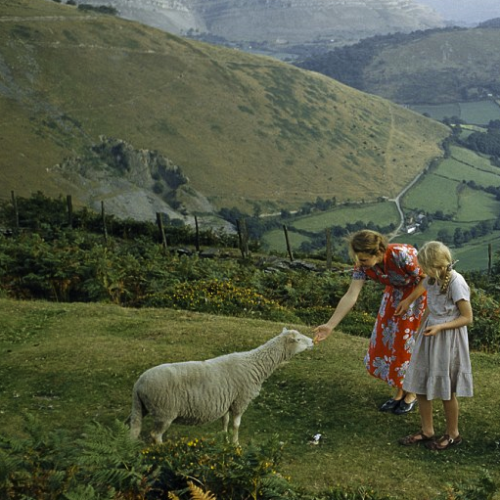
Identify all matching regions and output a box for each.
[416,0,500,24]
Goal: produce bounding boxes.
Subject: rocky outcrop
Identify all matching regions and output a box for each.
[55,136,229,227]
[80,0,444,44]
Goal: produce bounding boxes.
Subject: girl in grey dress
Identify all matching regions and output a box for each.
[394,241,473,451]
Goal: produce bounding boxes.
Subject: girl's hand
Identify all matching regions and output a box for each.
[395,298,410,316]
[423,325,441,336]
[313,325,332,344]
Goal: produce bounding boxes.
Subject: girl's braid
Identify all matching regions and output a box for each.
[440,266,453,294]
[440,260,459,293]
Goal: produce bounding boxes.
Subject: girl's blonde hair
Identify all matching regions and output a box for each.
[417,241,454,293]
[348,230,388,261]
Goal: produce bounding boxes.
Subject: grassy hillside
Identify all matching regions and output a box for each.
[297,27,500,105]
[0,0,448,216]
[1,298,499,498]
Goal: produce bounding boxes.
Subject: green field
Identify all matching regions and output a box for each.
[290,202,400,232]
[262,228,312,254]
[448,145,500,174]
[262,145,500,271]
[262,202,400,253]
[410,100,500,125]
[398,222,500,271]
[403,173,460,215]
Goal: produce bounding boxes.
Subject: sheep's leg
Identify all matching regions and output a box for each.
[129,392,144,440]
[222,412,230,433]
[232,414,242,445]
[129,416,142,440]
[150,418,172,445]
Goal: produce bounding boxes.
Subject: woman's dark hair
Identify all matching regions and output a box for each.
[348,230,388,260]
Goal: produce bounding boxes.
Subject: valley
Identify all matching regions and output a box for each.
[262,142,500,271]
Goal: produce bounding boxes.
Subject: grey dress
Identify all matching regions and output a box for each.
[403,271,473,400]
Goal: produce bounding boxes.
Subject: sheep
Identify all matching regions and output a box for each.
[129,327,314,444]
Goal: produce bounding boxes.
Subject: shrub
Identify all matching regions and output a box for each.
[469,287,500,352]
[143,434,295,500]
[143,278,300,323]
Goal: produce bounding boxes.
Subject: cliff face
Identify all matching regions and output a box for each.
[56,137,219,225]
[83,0,444,43]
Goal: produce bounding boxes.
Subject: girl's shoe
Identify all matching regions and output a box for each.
[425,434,462,451]
[398,430,435,446]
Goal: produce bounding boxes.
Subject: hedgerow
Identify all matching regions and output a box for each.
[1,194,500,351]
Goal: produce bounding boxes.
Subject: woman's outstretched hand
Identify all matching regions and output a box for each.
[313,324,332,344]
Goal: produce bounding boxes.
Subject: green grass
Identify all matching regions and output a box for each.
[403,149,500,219]
[291,202,400,232]
[410,103,460,121]
[1,298,499,498]
[438,159,500,186]
[410,101,500,125]
[399,173,460,215]
[262,228,311,253]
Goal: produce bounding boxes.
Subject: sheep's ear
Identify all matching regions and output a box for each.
[281,327,289,334]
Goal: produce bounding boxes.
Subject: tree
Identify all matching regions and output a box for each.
[437,229,452,245]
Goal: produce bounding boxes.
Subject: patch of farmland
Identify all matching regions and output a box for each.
[438,158,500,186]
[402,173,459,215]
[290,202,400,232]
[410,100,500,125]
[456,187,499,222]
[450,146,500,174]
[451,234,500,271]
[458,100,500,125]
[410,103,460,121]
[262,228,311,253]
[399,222,500,271]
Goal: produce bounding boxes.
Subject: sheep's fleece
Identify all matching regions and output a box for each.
[129,327,313,444]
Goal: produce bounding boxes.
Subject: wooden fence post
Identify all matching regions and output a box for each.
[326,227,332,269]
[156,213,168,252]
[101,201,108,241]
[11,191,19,232]
[66,195,73,228]
[236,219,249,258]
[195,215,200,252]
[283,224,294,262]
[488,243,492,275]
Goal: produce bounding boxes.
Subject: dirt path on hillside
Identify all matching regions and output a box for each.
[384,102,396,188]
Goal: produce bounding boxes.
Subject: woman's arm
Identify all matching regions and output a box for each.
[313,278,365,342]
[423,299,473,336]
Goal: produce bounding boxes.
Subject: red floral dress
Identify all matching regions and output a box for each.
[353,243,426,389]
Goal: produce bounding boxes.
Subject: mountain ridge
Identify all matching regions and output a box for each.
[78,0,444,45]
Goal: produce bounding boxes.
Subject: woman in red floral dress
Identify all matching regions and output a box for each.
[314,230,426,414]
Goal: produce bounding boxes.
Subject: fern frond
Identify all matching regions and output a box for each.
[167,492,180,500]
[187,480,217,500]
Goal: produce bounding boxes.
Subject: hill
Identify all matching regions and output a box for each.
[296,26,500,104]
[417,0,500,25]
[0,0,449,222]
[76,0,443,48]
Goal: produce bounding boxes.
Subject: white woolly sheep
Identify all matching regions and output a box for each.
[129,327,314,444]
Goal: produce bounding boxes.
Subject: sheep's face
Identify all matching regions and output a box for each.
[281,328,314,355]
